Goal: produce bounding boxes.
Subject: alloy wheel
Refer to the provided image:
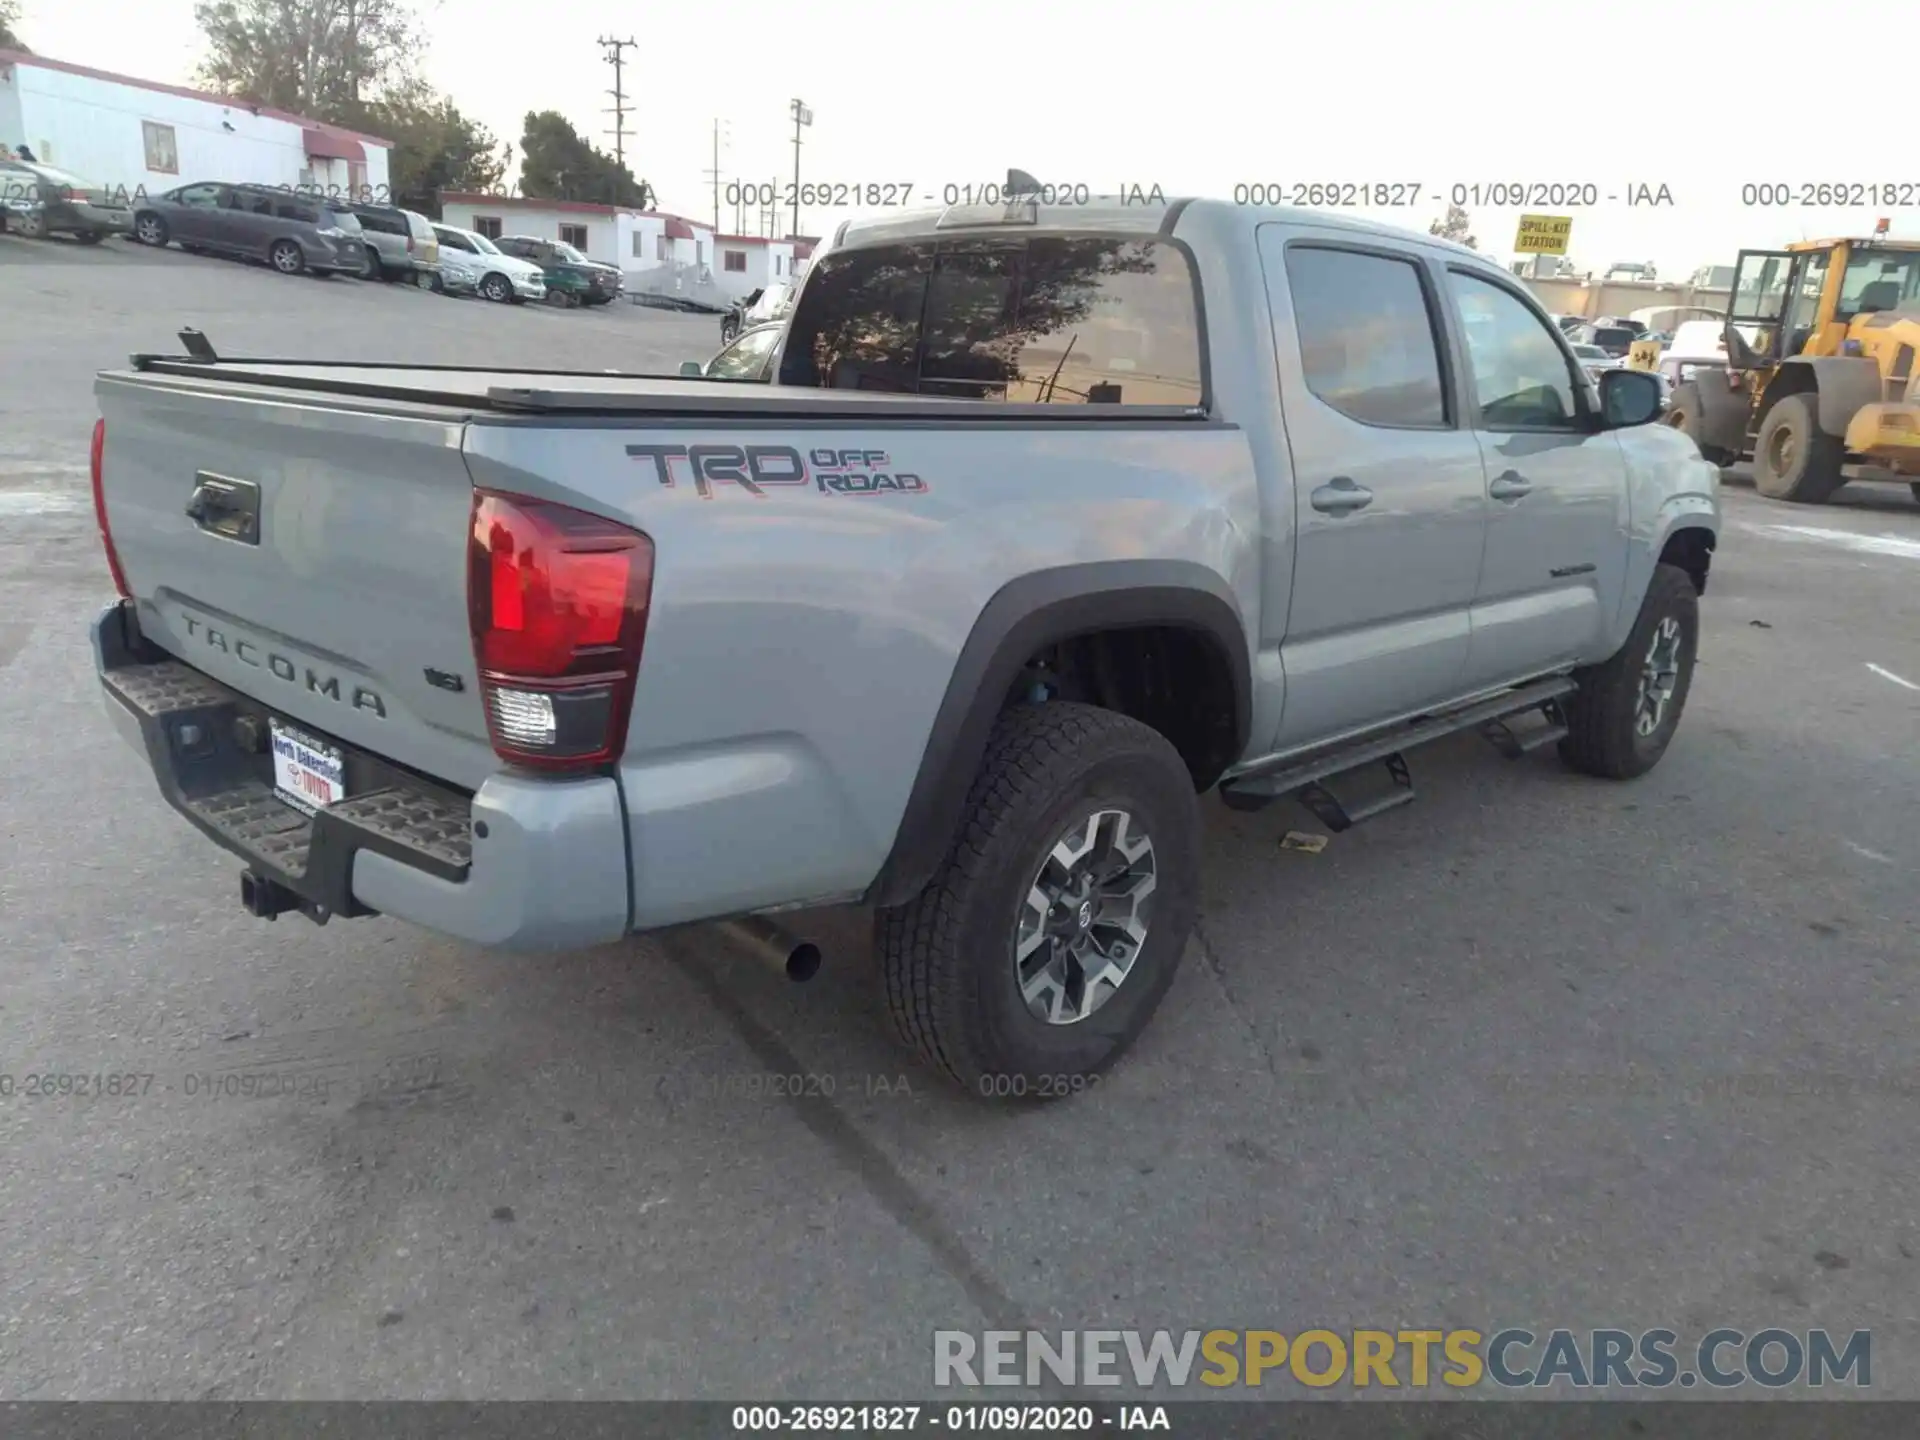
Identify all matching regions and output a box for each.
[1014,808,1157,1025]
[1634,615,1684,737]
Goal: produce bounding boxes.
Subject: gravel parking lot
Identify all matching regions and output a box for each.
[2,232,1918,1402]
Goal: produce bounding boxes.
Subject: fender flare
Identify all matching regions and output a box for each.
[864,559,1252,909]
[1762,357,1886,438]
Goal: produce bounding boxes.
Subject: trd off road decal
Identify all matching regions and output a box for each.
[625,443,928,500]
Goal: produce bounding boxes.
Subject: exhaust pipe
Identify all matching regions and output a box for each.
[713,914,822,983]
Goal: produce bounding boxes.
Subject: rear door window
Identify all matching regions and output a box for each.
[1281,244,1449,427]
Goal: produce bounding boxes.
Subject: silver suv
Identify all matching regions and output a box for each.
[348,203,441,284]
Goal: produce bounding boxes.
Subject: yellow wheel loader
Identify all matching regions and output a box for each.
[1665,233,1920,505]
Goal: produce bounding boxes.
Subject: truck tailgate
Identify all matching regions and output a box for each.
[95,374,496,792]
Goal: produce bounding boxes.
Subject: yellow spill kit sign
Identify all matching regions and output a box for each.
[1514,214,1573,255]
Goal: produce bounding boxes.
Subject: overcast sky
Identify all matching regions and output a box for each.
[15,0,1917,272]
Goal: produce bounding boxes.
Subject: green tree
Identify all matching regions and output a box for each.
[518,110,653,209]
[1429,203,1477,250]
[0,0,29,50]
[192,0,420,116]
[363,88,505,215]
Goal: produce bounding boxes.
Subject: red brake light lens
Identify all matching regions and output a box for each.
[90,417,131,599]
[467,491,654,770]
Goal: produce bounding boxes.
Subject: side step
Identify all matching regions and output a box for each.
[1219,677,1576,831]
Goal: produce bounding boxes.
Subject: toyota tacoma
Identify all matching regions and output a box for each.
[88,190,1720,1094]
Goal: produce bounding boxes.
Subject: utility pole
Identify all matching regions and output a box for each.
[703,119,730,233]
[789,98,811,239]
[599,36,638,177]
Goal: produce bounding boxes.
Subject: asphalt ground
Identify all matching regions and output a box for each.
[1,230,1917,1403]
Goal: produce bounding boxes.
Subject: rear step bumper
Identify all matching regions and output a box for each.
[92,600,631,950]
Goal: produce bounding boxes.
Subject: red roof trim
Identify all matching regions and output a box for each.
[0,49,392,147]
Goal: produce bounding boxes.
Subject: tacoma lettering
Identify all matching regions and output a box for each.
[179,613,385,717]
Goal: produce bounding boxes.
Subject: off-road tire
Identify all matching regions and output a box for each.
[875,701,1201,1098]
[1559,562,1699,780]
[1664,383,1734,466]
[1753,392,1844,504]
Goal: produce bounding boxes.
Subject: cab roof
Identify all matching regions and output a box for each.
[1790,236,1920,251]
[832,195,1503,272]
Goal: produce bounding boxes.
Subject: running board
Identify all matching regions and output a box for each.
[1219,677,1577,830]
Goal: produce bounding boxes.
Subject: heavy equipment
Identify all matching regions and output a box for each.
[1665,227,1920,504]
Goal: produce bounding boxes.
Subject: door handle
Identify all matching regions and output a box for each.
[1489,470,1533,502]
[1309,476,1374,515]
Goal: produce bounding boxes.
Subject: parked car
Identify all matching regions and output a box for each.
[679,320,782,380]
[1569,342,1620,380]
[0,159,134,242]
[130,183,366,276]
[430,224,546,304]
[494,235,622,306]
[1572,322,1638,358]
[87,192,1717,1095]
[721,282,794,343]
[1594,315,1650,338]
[348,203,439,284]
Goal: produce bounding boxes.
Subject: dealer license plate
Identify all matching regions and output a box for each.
[270,720,346,814]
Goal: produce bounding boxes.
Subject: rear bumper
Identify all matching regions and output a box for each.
[93,600,630,951]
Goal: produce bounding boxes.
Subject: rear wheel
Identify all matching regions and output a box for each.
[1559,563,1699,781]
[1664,383,1734,466]
[875,701,1201,1097]
[1753,392,1844,503]
[480,272,513,303]
[269,239,305,275]
[134,213,168,247]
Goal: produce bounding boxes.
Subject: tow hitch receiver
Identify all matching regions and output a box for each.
[239,869,330,926]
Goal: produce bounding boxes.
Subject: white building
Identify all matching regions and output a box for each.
[438,191,815,307]
[0,48,391,204]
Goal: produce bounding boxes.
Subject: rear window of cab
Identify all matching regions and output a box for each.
[778,235,1205,407]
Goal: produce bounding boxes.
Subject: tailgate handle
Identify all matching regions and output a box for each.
[186,473,261,545]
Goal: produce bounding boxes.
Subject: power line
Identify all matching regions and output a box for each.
[598,36,637,174]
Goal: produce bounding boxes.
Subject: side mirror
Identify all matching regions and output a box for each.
[678,360,703,377]
[1599,368,1662,428]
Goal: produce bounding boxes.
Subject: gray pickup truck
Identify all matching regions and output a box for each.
[88,194,1720,1095]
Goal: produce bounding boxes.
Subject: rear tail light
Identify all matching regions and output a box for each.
[467,491,655,771]
[90,417,130,599]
